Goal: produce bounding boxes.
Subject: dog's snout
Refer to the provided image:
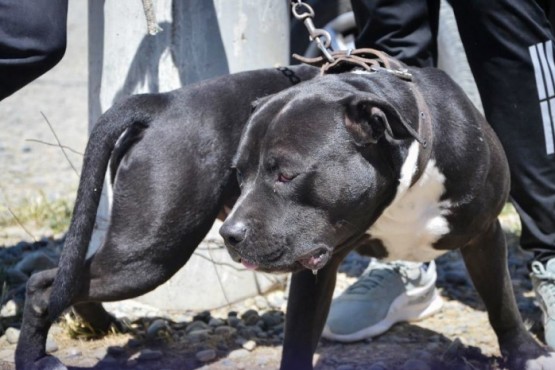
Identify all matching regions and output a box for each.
[220,221,248,247]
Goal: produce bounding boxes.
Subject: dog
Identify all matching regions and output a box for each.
[218,55,555,369]
[14,64,319,370]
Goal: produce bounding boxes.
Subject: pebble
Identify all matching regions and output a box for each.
[336,364,356,370]
[215,326,236,335]
[6,268,29,285]
[196,349,217,362]
[146,318,168,339]
[0,299,18,317]
[186,320,210,333]
[242,340,256,351]
[5,327,20,344]
[138,349,163,361]
[254,296,268,310]
[15,251,57,275]
[401,359,431,370]
[241,309,260,326]
[208,318,225,327]
[107,346,126,356]
[368,362,388,370]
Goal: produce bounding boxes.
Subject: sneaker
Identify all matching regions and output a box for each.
[531,258,555,348]
[322,260,443,342]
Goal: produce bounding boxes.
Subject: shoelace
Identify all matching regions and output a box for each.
[531,261,555,315]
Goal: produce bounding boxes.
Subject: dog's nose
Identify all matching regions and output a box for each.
[220,221,247,246]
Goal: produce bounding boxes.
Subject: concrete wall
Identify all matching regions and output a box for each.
[88,0,289,310]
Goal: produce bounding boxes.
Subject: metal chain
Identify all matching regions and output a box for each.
[291,0,335,62]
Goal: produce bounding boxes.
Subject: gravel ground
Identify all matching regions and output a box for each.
[0,2,548,370]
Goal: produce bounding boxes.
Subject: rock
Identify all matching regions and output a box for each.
[242,340,256,351]
[186,320,210,333]
[186,329,212,342]
[5,327,20,344]
[401,359,430,370]
[228,317,241,328]
[193,310,211,323]
[254,296,268,310]
[128,338,142,348]
[0,300,18,317]
[241,309,260,326]
[138,349,163,361]
[6,268,29,285]
[261,311,283,328]
[146,319,168,339]
[336,365,356,370]
[215,326,236,336]
[411,350,433,362]
[15,251,57,275]
[92,348,108,360]
[209,318,225,327]
[368,362,389,370]
[107,346,126,356]
[196,349,217,362]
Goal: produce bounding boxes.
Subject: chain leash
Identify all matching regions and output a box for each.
[290,0,335,62]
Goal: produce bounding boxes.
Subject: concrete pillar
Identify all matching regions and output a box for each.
[88,0,289,310]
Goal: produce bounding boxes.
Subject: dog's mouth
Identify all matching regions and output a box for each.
[296,246,331,271]
[228,245,331,273]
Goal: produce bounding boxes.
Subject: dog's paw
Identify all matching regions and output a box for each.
[524,353,555,370]
[33,355,68,370]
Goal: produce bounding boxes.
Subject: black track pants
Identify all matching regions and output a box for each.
[352,0,555,260]
[0,0,68,101]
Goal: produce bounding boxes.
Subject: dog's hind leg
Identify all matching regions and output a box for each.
[72,302,121,333]
[461,220,555,369]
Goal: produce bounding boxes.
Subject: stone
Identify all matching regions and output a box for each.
[242,340,256,351]
[196,349,217,362]
[209,318,225,327]
[146,319,168,339]
[5,327,20,344]
[254,296,268,310]
[186,320,210,333]
[215,326,236,336]
[368,362,389,370]
[193,310,212,323]
[107,346,126,356]
[15,251,57,275]
[6,268,29,285]
[228,317,241,328]
[138,349,163,361]
[241,309,260,326]
[0,300,18,318]
[401,359,431,370]
[261,311,283,328]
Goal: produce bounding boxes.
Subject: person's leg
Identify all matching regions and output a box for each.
[351,0,440,67]
[449,0,555,345]
[0,0,68,101]
[322,0,444,343]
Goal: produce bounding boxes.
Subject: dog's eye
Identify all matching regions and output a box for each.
[277,172,296,183]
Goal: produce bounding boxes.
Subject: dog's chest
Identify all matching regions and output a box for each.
[369,143,451,262]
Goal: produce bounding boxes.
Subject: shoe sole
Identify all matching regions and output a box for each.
[322,287,444,343]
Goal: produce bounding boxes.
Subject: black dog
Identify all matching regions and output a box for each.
[219,56,555,369]
[15,65,319,370]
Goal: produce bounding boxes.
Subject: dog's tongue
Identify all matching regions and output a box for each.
[241,260,259,270]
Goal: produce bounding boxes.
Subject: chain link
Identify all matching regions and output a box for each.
[291,0,335,62]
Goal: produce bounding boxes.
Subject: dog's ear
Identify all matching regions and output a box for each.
[343,95,420,146]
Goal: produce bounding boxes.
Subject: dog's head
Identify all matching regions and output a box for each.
[220,74,421,273]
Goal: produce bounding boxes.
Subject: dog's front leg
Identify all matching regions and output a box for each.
[281,252,347,370]
[461,220,555,369]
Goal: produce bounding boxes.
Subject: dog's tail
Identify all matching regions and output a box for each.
[48,94,167,320]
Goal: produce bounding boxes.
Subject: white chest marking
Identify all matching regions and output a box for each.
[369,142,451,262]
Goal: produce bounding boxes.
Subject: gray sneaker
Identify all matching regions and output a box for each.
[322,260,443,342]
[531,258,555,348]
